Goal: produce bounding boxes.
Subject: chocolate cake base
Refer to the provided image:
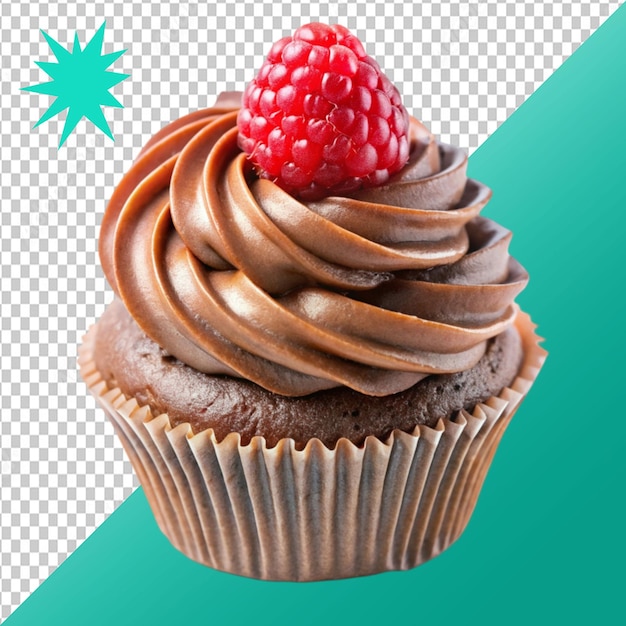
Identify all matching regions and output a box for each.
[93,298,523,449]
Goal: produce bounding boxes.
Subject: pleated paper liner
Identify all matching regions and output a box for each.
[78,310,546,581]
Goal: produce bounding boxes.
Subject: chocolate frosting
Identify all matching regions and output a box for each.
[99,94,528,397]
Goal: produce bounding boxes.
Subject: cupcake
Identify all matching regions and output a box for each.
[79,23,546,581]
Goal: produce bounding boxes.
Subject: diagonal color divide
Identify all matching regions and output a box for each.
[7,4,626,625]
[21,22,129,148]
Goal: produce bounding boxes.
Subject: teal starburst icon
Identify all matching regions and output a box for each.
[22,22,129,148]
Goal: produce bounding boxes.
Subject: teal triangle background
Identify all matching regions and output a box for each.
[7,5,626,625]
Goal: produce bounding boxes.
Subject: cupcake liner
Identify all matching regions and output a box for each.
[79,310,546,581]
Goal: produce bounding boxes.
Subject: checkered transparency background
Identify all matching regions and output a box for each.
[0,0,620,620]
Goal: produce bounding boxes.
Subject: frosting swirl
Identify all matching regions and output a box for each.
[100,94,528,397]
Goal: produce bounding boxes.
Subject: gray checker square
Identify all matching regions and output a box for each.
[0,0,620,621]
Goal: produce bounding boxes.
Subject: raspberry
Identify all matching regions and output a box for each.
[237,23,411,199]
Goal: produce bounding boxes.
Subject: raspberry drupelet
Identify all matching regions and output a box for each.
[237,22,411,199]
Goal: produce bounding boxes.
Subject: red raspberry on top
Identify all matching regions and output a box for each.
[237,23,411,199]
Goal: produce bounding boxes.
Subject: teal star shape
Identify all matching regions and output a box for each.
[22,22,130,148]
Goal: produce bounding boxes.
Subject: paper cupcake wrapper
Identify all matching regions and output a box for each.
[79,311,545,581]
